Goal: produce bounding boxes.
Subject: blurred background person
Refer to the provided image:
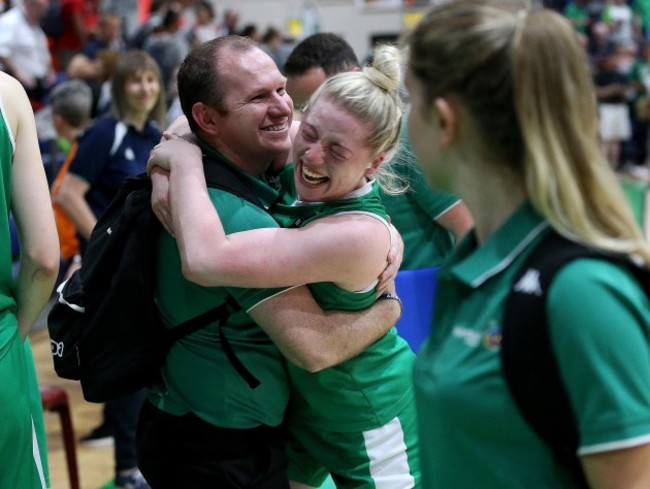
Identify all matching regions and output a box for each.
[54,50,165,489]
[406,2,650,488]
[0,0,57,110]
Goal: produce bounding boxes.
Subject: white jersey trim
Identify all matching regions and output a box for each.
[471,221,549,287]
[246,285,301,313]
[0,90,16,154]
[433,199,462,221]
[578,433,650,456]
[325,210,391,294]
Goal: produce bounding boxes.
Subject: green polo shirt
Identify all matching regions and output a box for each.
[150,144,289,429]
[414,202,650,488]
[380,115,460,270]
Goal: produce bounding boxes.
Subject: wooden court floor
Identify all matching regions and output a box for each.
[31,320,114,489]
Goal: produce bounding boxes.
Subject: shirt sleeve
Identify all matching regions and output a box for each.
[209,189,289,311]
[547,258,650,454]
[392,143,460,220]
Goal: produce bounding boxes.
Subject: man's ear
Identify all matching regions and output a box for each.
[191,102,221,137]
[434,97,457,147]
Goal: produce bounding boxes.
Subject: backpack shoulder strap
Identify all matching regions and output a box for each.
[203,156,266,210]
[501,231,599,488]
[165,157,266,389]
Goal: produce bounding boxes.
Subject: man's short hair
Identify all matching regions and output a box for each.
[177,35,257,134]
[49,80,93,128]
[284,33,359,77]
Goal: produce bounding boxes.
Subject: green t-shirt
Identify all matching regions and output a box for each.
[273,170,416,432]
[414,202,650,488]
[150,145,289,429]
[380,116,460,270]
[634,0,650,31]
[564,2,590,34]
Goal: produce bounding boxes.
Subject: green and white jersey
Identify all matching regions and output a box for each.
[150,144,290,430]
[380,114,460,270]
[414,202,650,489]
[0,87,48,488]
[274,168,415,432]
[0,86,15,317]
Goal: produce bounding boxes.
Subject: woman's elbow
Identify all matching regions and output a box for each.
[181,257,216,287]
[23,246,60,279]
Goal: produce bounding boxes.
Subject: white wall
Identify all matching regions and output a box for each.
[214,0,426,61]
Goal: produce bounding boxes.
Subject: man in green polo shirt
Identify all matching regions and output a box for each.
[136,36,401,488]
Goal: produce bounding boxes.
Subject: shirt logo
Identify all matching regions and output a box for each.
[513,268,543,296]
[483,321,502,351]
[51,339,64,358]
[452,326,482,347]
[124,147,135,160]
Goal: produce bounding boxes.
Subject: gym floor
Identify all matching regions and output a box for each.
[32,306,113,489]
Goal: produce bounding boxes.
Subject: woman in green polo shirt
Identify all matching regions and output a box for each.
[149,45,420,488]
[405,2,650,489]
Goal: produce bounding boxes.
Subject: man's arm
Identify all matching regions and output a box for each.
[248,285,401,373]
[582,443,650,489]
[54,173,97,240]
[435,201,474,242]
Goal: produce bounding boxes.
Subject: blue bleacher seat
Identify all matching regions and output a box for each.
[394,267,439,353]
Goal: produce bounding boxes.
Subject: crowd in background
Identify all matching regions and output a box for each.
[2,0,650,182]
[540,0,650,177]
[0,0,294,166]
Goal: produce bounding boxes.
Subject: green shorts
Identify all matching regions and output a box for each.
[287,407,420,488]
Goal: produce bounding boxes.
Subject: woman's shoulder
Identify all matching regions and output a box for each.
[548,256,650,338]
[0,73,30,122]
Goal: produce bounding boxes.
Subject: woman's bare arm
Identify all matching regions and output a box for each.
[160,143,390,289]
[4,73,59,338]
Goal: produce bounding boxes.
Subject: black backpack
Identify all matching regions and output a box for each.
[47,157,265,403]
[40,0,64,38]
[501,231,650,488]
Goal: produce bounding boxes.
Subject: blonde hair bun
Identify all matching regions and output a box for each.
[364,44,401,92]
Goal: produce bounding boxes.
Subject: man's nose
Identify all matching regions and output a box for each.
[269,92,292,116]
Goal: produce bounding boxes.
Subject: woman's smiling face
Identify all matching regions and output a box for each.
[293,97,380,202]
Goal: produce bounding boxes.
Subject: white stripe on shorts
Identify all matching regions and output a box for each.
[362,416,415,489]
[32,416,47,489]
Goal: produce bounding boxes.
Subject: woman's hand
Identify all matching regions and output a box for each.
[147,135,202,175]
[164,115,191,140]
[376,223,403,296]
[150,167,174,236]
